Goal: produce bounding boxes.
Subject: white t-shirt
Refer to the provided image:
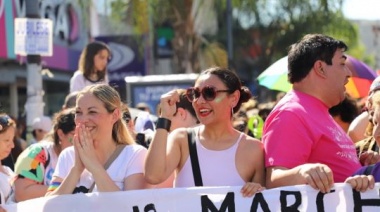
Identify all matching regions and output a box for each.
[0,166,14,204]
[53,144,146,193]
[70,71,108,93]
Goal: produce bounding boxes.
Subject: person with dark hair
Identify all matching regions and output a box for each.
[46,84,149,196]
[1,116,27,171]
[121,103,150,148]
[145,67,265,197]
[12,108,76,202]
[130,89,200,149]
[169,89,200,130]
[70,41,111,93]
[62,91,79,110]
[262,34,373,193]
[0,114,16,204]
[329,94,360,132]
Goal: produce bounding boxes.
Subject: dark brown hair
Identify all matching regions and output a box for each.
[198,67,252,114]
[288,34,348,83]
[176,89,199,123]
[78,41,110,82]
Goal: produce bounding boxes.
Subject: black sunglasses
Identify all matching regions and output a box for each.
[186,86,231,102]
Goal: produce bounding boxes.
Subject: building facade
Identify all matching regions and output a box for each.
[0,0,153,121]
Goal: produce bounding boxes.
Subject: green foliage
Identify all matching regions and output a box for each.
[108,0,372,74]
[223,0,370,73]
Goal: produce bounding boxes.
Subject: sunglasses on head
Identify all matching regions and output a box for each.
[186,86,231,102]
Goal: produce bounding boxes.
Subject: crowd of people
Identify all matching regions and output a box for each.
[1,34,380,208]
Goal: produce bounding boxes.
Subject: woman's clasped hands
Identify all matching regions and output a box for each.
[73,123,102,173]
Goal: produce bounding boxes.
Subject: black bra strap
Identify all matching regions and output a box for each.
[187,128,203,186]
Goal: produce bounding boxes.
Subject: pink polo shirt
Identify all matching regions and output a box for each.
[263,90,361,182]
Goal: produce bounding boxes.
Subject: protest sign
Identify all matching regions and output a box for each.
[3,183,380,211]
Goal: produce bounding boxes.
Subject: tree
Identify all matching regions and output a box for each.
[217,0,370,101]
[110,0,370,80]
[111,0,227,73]
[220,0,362,76]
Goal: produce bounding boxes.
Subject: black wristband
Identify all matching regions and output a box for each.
[156,118,171,131]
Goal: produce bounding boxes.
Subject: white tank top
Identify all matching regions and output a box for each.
[174,128,245,187]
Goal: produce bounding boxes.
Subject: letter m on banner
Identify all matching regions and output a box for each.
[201,192,235,212]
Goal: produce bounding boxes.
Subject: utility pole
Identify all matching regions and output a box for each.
[226,0,233,69]
[24,0,44,133]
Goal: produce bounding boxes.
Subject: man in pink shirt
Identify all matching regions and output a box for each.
[263,34,370,193]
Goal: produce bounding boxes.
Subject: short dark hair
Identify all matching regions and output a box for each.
[52,108,76,146]
[329,95,359,123]
[121,103,132,124]
[288,34,348,83]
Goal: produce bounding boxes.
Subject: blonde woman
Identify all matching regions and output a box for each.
[354,91,380,179]
[46,84,149,195]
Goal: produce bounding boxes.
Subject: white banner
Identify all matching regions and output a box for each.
[3,183,380,211]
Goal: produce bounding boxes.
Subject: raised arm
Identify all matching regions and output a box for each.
[144,90,183,184]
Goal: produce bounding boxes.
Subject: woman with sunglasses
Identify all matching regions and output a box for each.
[0,114,16,204]
[145,67,265,196]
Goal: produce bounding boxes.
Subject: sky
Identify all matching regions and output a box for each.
[343,0,380,20]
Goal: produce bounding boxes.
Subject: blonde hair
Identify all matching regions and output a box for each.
[78,84,135,145]
[371,92,380,110]
[366,92,380,136]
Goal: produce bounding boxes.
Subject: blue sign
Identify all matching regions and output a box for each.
[131,83,193,115]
